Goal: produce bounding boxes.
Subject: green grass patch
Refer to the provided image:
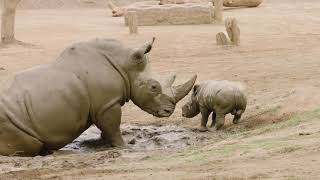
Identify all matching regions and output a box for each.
[254,108,320,134]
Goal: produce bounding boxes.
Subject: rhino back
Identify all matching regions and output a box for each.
[53,41,128,113]
[197,80,244,113]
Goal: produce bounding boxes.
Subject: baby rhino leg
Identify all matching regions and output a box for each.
[233,110,243,124]
[210,112,216,128]
[215,112,226,130]
[199,107,210,132]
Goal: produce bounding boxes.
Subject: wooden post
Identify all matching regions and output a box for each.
[213,0,223,22]
[127,11,138,34]
[1,0,21,44]
[225,17,240,45]
[216,32,228,45]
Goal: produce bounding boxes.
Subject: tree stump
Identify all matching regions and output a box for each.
[213,0,223,22]
[127,11,138,34]
[1,0,21,44]
[225,17,240,45]
[216,32,228,45]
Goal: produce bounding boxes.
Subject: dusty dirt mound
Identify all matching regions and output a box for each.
[63,125,210,152]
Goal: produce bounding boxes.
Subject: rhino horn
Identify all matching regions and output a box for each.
[172,75,197,103]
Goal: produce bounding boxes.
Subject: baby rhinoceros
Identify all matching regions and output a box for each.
[182,80,247,131]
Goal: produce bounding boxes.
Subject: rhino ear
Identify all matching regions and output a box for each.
[144,37,156,54]
[144,37,155,54]
[193,84,200,95]
[131,37,155,63]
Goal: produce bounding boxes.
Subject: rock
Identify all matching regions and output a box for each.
[216,32,228,45]
[299,132,311,136]
[128,138,136,145]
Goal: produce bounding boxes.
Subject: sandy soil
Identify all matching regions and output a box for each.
[0,0,320,179]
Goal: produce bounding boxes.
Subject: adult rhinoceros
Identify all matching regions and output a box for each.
[0,37,196,156]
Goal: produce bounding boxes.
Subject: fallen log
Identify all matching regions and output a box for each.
[106,0,125,17]
[221,0,263,7]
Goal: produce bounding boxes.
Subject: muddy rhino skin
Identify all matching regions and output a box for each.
[0,38,196,156]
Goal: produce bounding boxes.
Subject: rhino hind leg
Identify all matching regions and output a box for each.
[232,110,243,124]
[0,119,43,156]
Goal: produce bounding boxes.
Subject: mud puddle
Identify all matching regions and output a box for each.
[63,125,210,153]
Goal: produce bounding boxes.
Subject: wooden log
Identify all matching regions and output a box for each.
[159,0,169,5]
[127,11,138,34]
[1,0,21,44]
[216,32,228,45]
[223,0,263,7]
[225,17,240,45]
[106,0,124,17]
[159,0,200,5]
[213,0,223,22]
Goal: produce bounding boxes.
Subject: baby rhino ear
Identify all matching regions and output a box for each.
[193,84,200,95]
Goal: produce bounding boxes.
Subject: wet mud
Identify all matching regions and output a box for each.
[63,125,210,153]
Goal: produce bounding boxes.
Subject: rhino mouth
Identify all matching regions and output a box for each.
[181,112,194,118]
[156,108,175,117]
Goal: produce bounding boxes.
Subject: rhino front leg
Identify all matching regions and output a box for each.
[215,112,226,130]
[199,106,210,132]
[95,103,125,147]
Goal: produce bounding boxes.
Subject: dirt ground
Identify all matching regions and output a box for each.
[0,0,320,179]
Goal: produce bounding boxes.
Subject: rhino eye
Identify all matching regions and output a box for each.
[151,85,157,90]
[135,54,142,60]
